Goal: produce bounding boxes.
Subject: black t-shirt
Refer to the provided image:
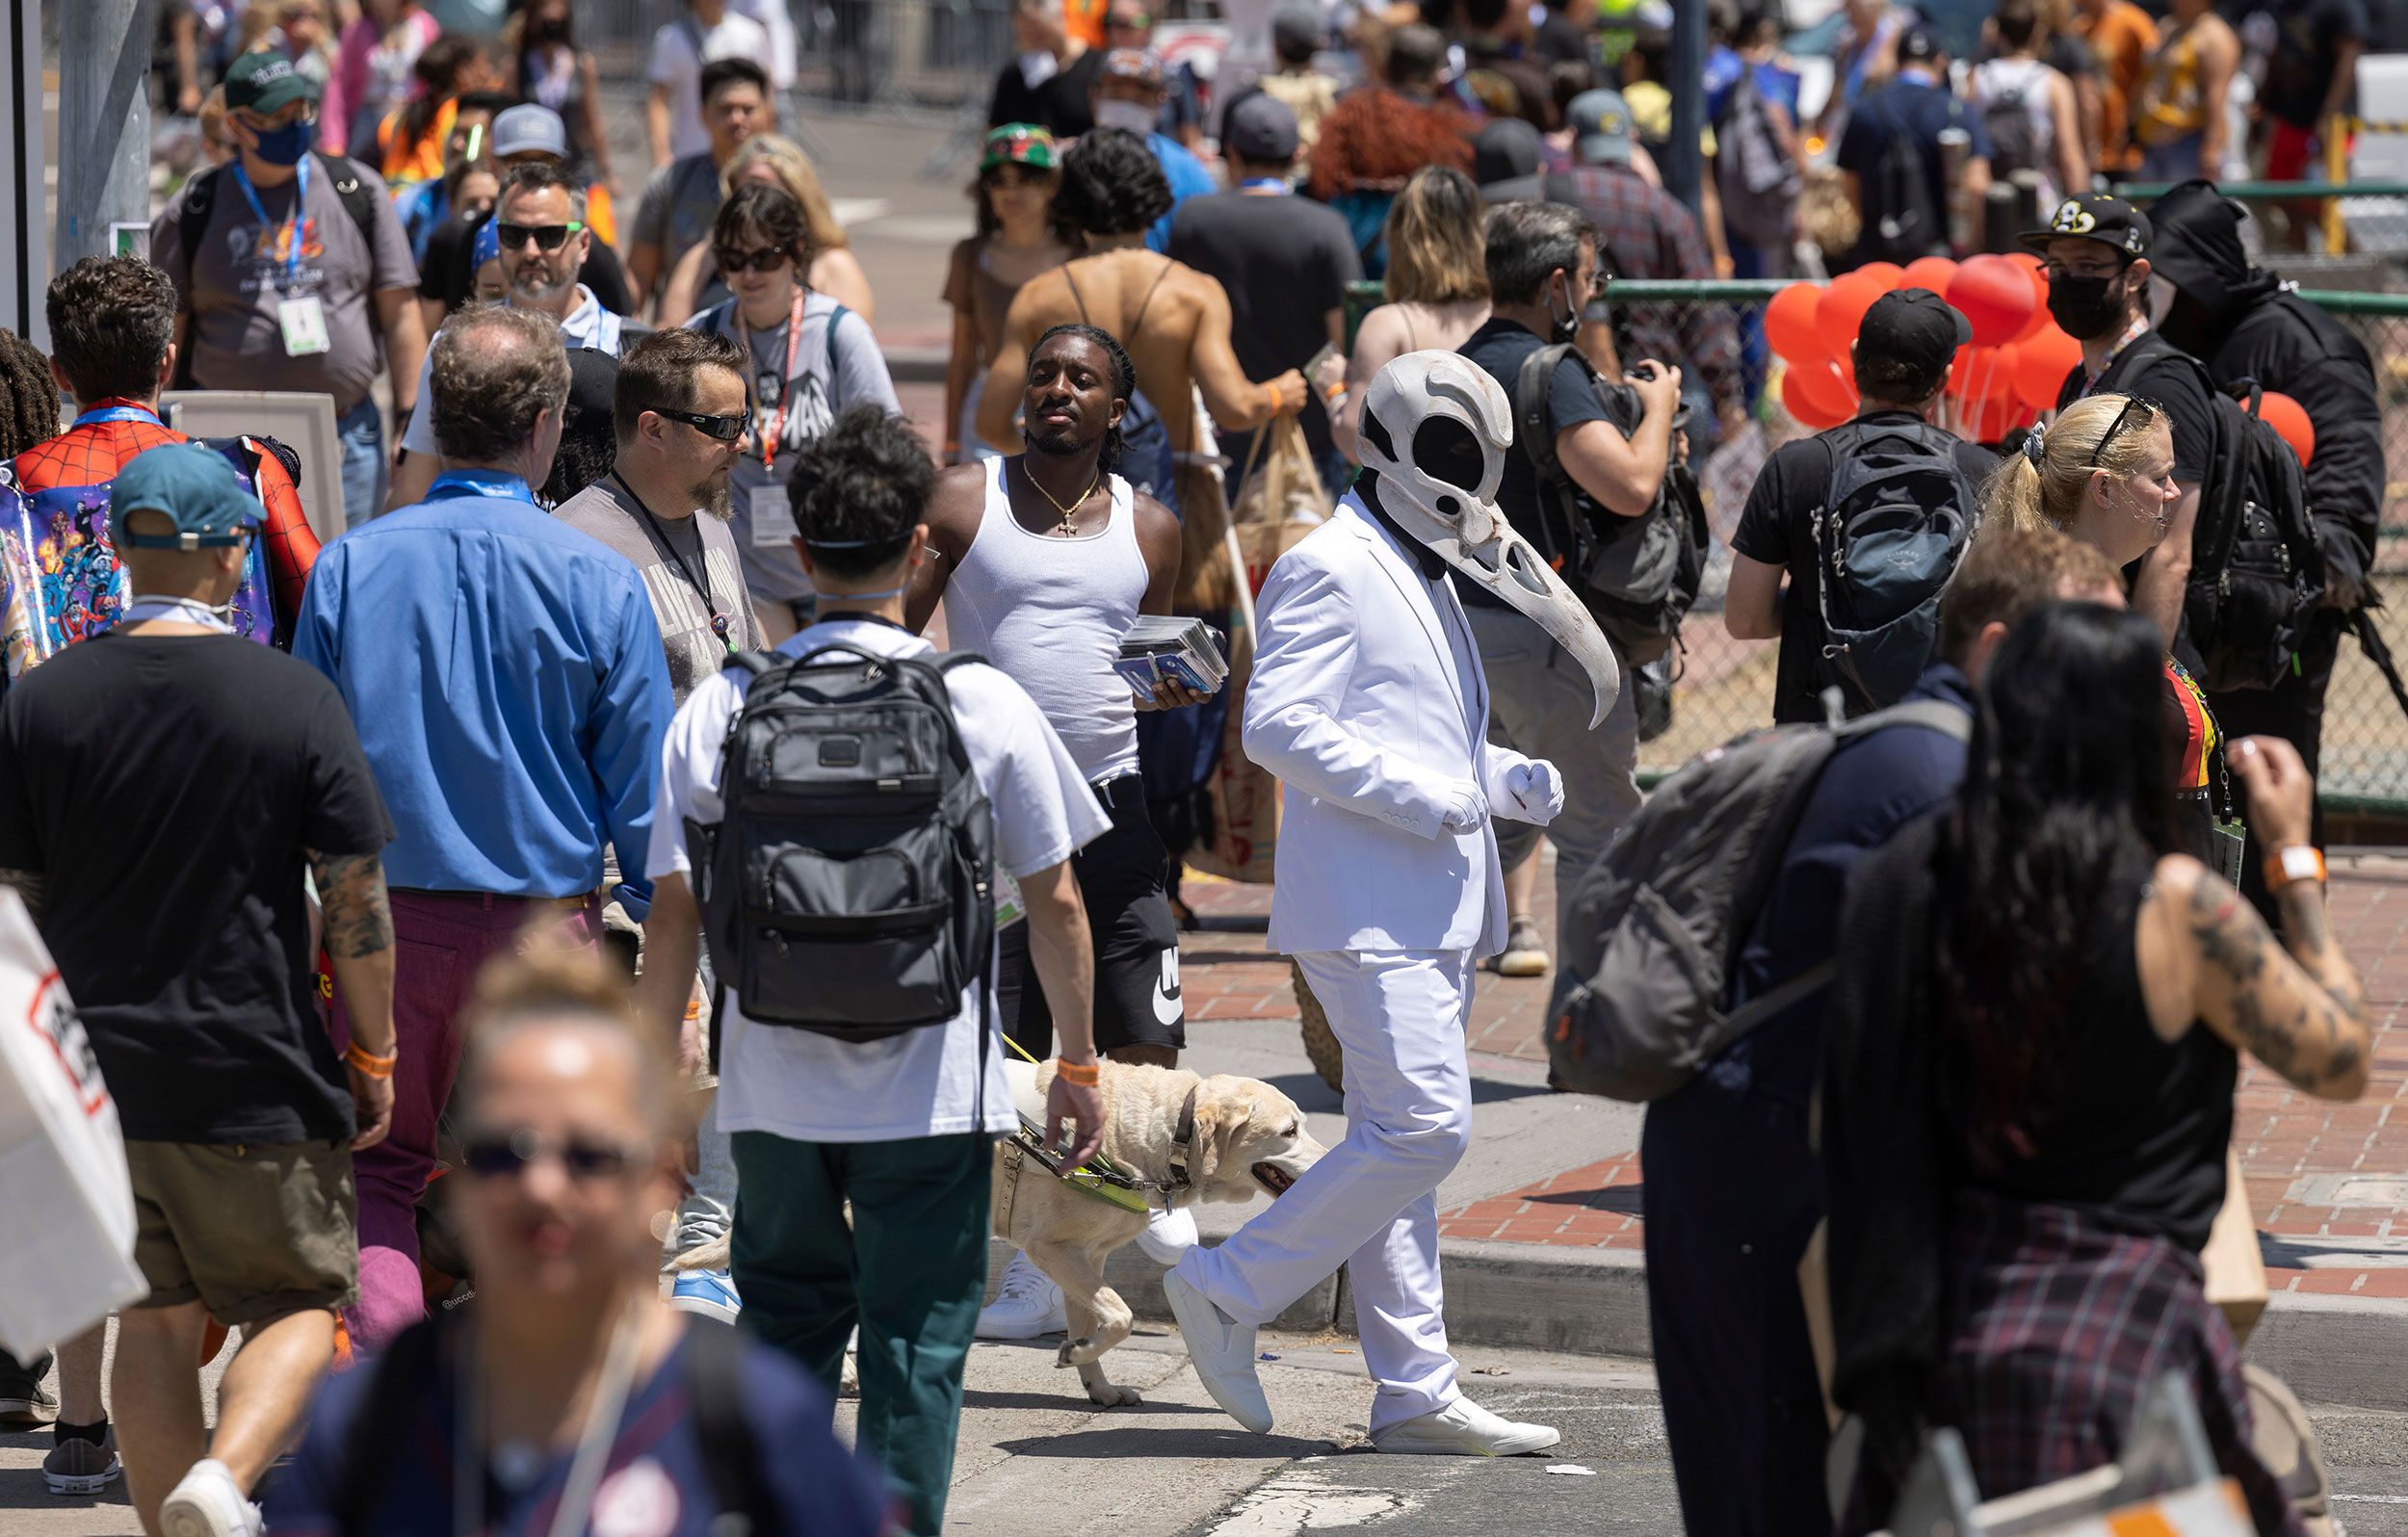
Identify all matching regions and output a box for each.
[1457,317,1620,609]
[1731,411,2000,724]
[987,49,1102,140]
[2052,332,2218,485]
[1166,192,1362,463]
[2262,0,2370,128]
[0,635,393,1143]
[420,208,635,317]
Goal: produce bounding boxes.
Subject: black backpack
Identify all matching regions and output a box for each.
[1977,74,2044,185]
[1713,66,1802,250]
[1863,94,1959,264]
[1512,344,1712,666]
[2097,336,2323,691]
[1812,419,1982,714]
[687,643,998,1040]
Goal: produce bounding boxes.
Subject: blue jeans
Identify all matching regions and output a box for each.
[337,396,386,529]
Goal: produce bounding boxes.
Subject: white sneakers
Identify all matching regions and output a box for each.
[1371,1396,1561,1457]
[1162,1268,1272,1434]
[159,1458,262,1537]
[976,1251,1067,1339]
[1136,1204,1199,1265]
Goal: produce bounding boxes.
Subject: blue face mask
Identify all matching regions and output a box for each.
[249,117,314,167]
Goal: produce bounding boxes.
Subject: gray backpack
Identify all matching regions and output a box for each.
[687,643,997,1041]
[1814,420,1980,716]
[1546,698,1971,1102]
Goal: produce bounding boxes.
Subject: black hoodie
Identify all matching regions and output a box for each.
[2149,180,2383,608]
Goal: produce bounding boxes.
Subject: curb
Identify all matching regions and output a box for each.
[990,1236,2408,1412]
[879,345,950,385]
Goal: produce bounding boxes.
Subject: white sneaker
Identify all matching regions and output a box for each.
[1162,1267,1271,1434]
[976,1251,1067,1340]
[159,1458,263,1537]
[1371,1397,1560,1456]
[1136,1204,1199,1265]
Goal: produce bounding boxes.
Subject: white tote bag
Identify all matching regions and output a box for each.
[0,889,145,1358]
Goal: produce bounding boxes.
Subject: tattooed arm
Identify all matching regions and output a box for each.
[310,847,399,1150]
[0,868,42,923]
[2168,860,2371,1100]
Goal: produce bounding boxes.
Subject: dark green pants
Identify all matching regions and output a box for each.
[730,1130,992,1536]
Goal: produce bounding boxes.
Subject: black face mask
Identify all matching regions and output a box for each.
[1546,274,1581,345]
[2046,267,2133,340]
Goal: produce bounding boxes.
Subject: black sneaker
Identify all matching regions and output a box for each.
[0,1349,59,1430]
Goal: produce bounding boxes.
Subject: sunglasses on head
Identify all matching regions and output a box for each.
[2086,395,2161,467]
[459,1128,639,1182]
[716,244,793,274]
[495,220,585,251]
[652,407,748,442]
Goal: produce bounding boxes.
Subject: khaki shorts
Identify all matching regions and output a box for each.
[124,1138,360,1326]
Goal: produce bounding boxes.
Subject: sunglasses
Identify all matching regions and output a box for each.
[495,221,586,252]
[652,407,748,442]
[981,164,1049,189]
[458,1128,640,1182]
[716,244,793,274]
[2086,395,2161,467]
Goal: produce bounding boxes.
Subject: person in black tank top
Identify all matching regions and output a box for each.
[1820,601,2374,1536]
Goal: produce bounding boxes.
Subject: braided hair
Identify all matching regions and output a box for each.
[0,329,59,460]
[1031,323,1137,474]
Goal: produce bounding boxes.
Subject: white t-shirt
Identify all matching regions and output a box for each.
[726,0,798,91]
[648,617,1112,1143]
[649,12,774,161]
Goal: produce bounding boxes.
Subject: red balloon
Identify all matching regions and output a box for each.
[2007,252,2054,342]
[1978,343,2022,405]
[1971,396,2035,444]
[1856,261,1906,290]
[1948,254,2036,348]
[2259,391,2316,467]
[1898,255,1959,296]
[1781,359,1855,430]
[1765,282,1828,368]
[2014,325,2082,409]
[1817,272,1894,359]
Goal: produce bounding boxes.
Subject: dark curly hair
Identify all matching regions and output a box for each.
[1030,323,1137,474]
[789,404,932,580]
[1055,128,1172,237]
[0,329,56,459]
[46,256,174,405]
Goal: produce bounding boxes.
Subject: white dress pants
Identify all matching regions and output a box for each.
[1175,948,1476,1433]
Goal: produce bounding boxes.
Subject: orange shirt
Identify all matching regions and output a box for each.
[1063,0,1106,49]
[2077,1,2160,169]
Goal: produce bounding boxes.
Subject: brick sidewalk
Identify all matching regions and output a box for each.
[1177,854,2408,1298]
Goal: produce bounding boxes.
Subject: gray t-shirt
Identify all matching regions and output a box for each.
[151,155,419,411]
[685,294,902,606]
[632,152,723,267]
[553,475,766,705]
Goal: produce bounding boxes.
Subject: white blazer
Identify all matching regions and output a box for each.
[1243,495,1534,957]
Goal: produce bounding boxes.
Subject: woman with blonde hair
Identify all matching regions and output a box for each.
[1319,166,1490,464]
[1983,392,2227,860]
[655,134,877,326]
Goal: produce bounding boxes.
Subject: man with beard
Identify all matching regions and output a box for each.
[389,163,641,510]
[908,325,1210,1338]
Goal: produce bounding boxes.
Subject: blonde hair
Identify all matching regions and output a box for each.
[458,941,691,1141]
[1982,392,2167,537]
[1381,166,1489,305]
[722,135,851,252]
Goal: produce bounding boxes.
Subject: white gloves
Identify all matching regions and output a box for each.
[1438,781,1490,833]
[1504,760,1566,826]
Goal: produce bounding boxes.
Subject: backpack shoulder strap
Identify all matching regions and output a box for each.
[315,153,380,254]
[933,651,990,675]
[176,164,224,278]
[1835,697,1974,742]
[330,1318,442,1535]
[683,1321,773,1530]
[823,302,851,378]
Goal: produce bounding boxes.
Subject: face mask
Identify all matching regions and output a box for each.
[1093,99,1157,134]
[2045,267,2132,340]
[249,117,313,167]
[1546,273,1580,344]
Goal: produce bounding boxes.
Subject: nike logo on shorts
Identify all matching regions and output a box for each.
[1153,949,1184,1027]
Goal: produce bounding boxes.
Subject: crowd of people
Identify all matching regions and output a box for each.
[0,2,2394,1536]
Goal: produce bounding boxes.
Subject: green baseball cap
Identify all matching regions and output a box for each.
[982,124,1059,172]
[224,50,320,116]
[111,444,263,551]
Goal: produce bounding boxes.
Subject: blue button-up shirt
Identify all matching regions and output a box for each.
[294,471,672,909]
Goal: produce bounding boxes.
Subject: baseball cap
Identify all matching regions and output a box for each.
[1098,47,1165,89]
[1897,23,1946,67]
[563,348,619,429]
[223,51,319,116]
[2019,192,2153,259]
[1858,288,1972,379]
[981,123,1059,172]
[1567,89,1635,167]
[1225,92,1300,165]
[111,443,264,551]
[1474,117,1546,201]
[1270,1,1324,59]
[490,103,569,162]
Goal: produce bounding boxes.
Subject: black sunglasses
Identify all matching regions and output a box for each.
[458,1128,639,1182]
[716,244,793,274]
[2086,395,2161,467]
[652,407,748,442]
[495,220,586,252]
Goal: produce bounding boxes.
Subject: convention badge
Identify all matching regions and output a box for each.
[992,869,1026,931]
[2211,816,2248,891]
[747,481,799,548]
[277,295,331,357]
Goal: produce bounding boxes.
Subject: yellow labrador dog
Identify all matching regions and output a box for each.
[997,1057,1326,1407]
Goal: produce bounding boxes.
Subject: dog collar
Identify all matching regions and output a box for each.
[1165,1083,1201,1190]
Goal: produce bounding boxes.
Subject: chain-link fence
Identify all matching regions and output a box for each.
[576,0,1012,118]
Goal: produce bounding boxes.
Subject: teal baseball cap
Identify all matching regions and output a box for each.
[111,443,263,551]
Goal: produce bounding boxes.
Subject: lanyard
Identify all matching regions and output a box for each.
[231,155,309,294]
[72,402,165,430]
[735,287,810,478]
[123,595,236,633]
[427,470,537,504]
[456,1301,646,1537]
[2081,315,2155,397]
[611,474,734,654]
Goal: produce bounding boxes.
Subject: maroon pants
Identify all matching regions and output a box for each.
[333,889,599,1354]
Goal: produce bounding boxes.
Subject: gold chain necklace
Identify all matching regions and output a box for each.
[1023,461,1099,536]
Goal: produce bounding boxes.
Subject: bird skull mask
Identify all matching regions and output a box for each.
[1355,350,1622,727]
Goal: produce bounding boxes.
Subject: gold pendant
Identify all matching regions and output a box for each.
[1057,512,1078,535]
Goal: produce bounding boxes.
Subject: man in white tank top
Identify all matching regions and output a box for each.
[908,326,1217,1339]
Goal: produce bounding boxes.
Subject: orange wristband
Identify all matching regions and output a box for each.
[1266,381,1284,413]
[343,1042,398,1080]
[1054,1057,1101,1086]
[2264,846,2327,892]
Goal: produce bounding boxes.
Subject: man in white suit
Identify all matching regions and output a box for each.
[1162,352,1620,1453]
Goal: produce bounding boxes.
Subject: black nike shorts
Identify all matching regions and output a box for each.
[996,773,1186,1056]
